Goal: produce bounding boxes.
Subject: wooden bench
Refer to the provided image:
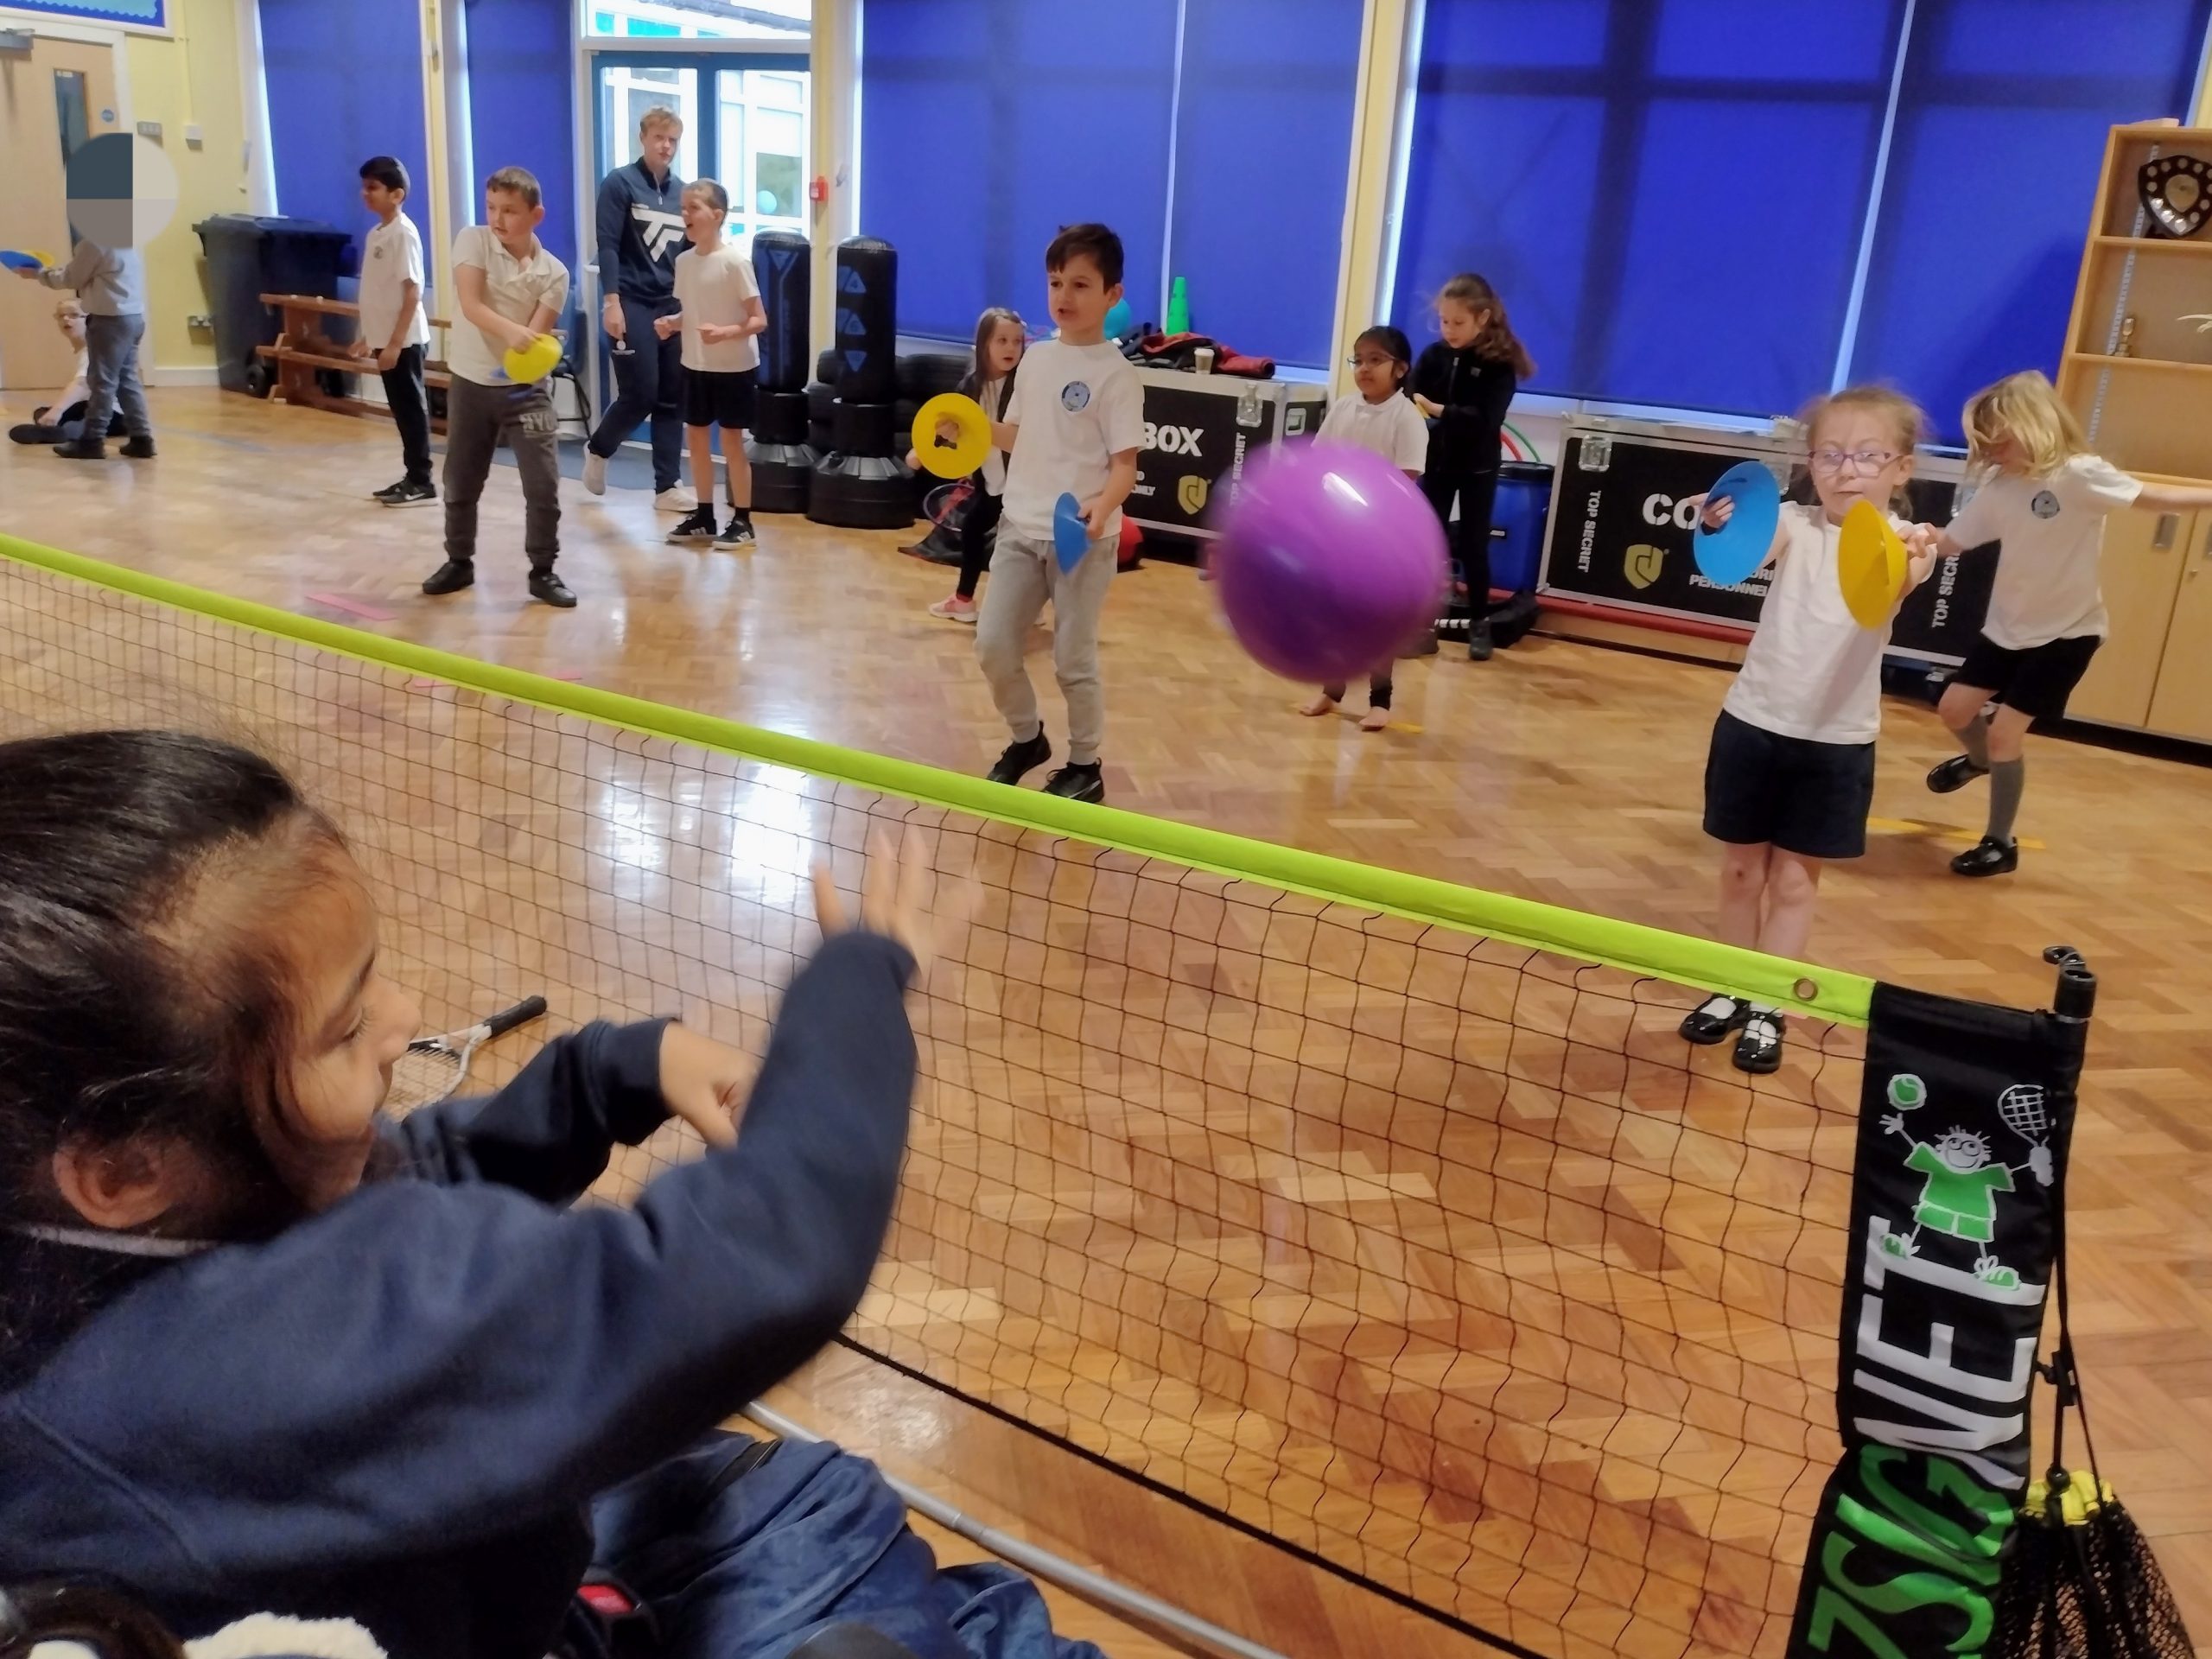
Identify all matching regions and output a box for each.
[254,293,455,431]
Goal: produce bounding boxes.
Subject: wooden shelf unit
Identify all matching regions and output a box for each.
[2053,122,2212,741]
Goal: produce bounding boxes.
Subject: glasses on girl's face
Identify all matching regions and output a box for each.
[1810,447,1901,476]
[1348,355,1395,371]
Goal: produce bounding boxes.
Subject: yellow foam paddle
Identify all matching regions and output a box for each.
[911,392,992,479]
[502,334,563,385]
[1838,499,1908,629]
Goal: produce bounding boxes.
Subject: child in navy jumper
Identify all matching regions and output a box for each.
[1408,273,1531,661]
[0,730,1097,1659]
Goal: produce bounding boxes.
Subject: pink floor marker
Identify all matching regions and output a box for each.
[305,592,397,623]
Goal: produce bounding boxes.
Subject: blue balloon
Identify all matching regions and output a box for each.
[1103,298,1134,338]
[1693,461,1783,588]
[756,188,779,215]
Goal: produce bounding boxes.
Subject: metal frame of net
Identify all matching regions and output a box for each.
[0,541,1884,1659]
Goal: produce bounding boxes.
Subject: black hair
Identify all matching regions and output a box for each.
[1046,223,1124,290]
[359,156,409,195]
[1353,324,1414,396]
[0,731,353,1383]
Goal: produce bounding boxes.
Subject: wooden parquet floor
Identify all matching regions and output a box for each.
[5,392,2212,1657]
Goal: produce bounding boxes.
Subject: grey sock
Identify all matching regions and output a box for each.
[1958,716,1991,770]
[1986,758,2024,843]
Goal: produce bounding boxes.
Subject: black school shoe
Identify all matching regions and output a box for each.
[987,730,1052,785]
[119,435,156,459]
[1679,995,1751,1046]
[1733,1010,1785,1075]
[1043,761,1105,804]
[1951,836,2018,878]
[529,570,578,609]
[1927,755,1988,794]
[51,436,106,461]
[421,559,474,595]
[1467,619,1494,662]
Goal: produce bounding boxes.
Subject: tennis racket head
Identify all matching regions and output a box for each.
[385,996,549,1115]
[1998,1083,2050,1141]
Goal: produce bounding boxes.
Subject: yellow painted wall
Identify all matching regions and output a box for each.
[127,0,252,375]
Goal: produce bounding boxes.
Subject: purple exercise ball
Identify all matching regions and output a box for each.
[1212,440,1449,683]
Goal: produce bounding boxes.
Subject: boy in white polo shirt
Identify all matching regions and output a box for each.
[656,178,766,550]
[973,223,1143,804]
[353,156,435,508]
[423,166,575,608]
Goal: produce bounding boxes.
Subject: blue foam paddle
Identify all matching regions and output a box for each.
[1693,461,1783,587]
[0,250,45,273]
[1053,493,1090,572]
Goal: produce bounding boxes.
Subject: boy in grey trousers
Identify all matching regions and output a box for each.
[15,240,154,461]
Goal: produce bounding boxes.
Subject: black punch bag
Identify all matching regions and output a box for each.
[833,237,897,405]
[808,452,916,531]
[752,231,810,394]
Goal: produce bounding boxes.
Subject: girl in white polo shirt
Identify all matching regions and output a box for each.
[1300,325,1431,732]
[1924,371,2212,876]
[1681,387,1937,1074]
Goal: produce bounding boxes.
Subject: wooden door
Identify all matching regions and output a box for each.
[2067,504,2190,728]
[0,34,121,392]
[2146,514,2212,741]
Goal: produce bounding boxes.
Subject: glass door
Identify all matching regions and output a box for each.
[586,53,809,411]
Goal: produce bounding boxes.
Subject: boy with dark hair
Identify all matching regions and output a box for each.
[422,167,575,608]
[353,156,435,507]
[973,223,1142,803]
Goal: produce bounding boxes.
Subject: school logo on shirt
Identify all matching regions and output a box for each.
[632,204,687,263]
[2030,490,2061,519]
[1061,380,1091,413]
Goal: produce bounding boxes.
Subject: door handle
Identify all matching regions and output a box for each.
[2154,512,2179,550]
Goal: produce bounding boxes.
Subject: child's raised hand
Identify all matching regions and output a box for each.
[656,1021,746,1148]
[1686,492,1732,531]
[810,827,967,980]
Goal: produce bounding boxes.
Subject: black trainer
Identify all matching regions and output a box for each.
[1043,761,1105,804]
[421,559,474,595]
[1732,1010,1785,1075]
[118,435,156,460]
[1950,836,2018,878]
[379,478,435,508]
[529,569,578,609]
[668,506,717,543]
[1467,618,1494,662]
[1679,995,1751,1046]
[715,514,756,548]
[986,730,1052,785]
[1927,755,1988,794]
[51,436,106,461]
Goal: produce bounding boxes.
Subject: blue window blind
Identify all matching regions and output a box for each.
[859,0,1179,342]
[1168,0,1363,367]
[261,0,429,265]
[1394,0,1907,416]
[465,0,580,277]
[1847,0,2212,437]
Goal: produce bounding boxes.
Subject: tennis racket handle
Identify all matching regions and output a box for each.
[485,995,549,1038]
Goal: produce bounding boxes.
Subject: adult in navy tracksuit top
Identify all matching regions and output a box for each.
[0,931,1095,1659]
[586,107,690,496]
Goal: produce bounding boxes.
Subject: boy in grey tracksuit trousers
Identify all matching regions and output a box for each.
[23,241,153,460]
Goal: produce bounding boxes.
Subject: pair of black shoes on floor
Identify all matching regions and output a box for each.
[1926,756,2018,876]
[1680,995,1784,1074]
[669,506,756,548]
[985,730,1104,804]
[420,561,575,609]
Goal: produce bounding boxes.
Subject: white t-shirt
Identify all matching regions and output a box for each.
[671,242,760,373]
[1724,502,1907,746]
[1318,391,1428,474]
[447,225,570,387]
[1001,339,1145,540]
[359,214,430,352]
[975,374,1011,495]
[1943,454,2139,648]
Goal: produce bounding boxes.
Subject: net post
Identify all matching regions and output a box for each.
[2044,944,2097,1024]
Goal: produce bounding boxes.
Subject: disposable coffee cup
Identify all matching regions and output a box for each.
[1193,346,1215,374]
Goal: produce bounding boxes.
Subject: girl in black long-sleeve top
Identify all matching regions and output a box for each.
[1409,274,1535,660]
